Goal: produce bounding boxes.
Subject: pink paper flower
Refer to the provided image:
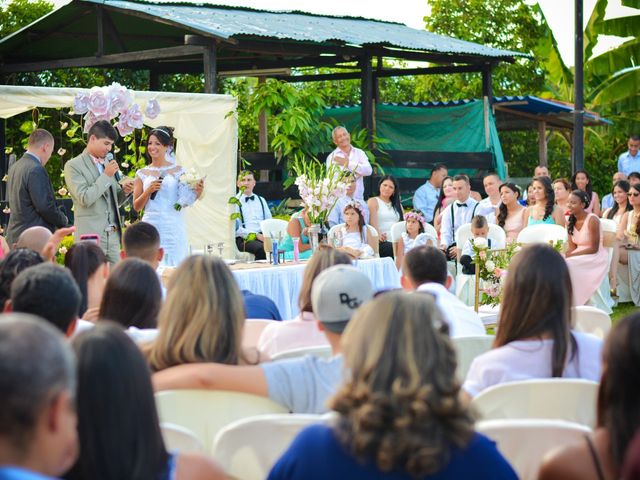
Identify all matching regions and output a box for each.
[107,83,133,116]
[88,89,111,118]
[116,115,135,137]
[83,112,97,133]
[145,99,161,119]
[73,93,90,114]
[124,104,144,129]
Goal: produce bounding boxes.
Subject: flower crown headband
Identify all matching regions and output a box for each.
[404,211,426,228]
[343,200,366,217]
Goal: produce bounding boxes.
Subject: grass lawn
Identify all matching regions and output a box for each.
[612,302,639,324]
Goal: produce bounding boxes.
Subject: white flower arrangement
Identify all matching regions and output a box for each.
[293,160,348,225]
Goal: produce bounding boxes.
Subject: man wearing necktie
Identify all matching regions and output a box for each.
[64,121,134,264]
[235,170,271,260]
[439,174,479,260]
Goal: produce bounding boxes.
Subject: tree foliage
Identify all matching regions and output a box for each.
[0,0,52,37]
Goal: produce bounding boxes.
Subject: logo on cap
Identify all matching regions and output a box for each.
[339,293,362,310]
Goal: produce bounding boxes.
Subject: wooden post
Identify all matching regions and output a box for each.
[538,121,548,166]
[96,6,104,56]
[203,43,217,94]
[360,53,374,148]
[474,253,481,313]
[258,77,268,152]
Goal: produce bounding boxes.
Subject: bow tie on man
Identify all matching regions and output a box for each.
[91,155,104,166]
[245,195,255,202]
[457,202,467,207]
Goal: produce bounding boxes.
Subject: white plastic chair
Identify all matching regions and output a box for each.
[271,345,333,362]
[452,335,495,381]
[212,413,326,480]
[260,219,289,238]
[327,223,379,257]
[476,419,591,480]
[390,221,437,257]
[155,390,288,453]
[588,218,617,313]
[517,223,568,245]
[243,319,278,349]
[160,423,204,453]
[471,379,599,428]
[572,305,611,339]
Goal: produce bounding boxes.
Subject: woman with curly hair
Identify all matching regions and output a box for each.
[268,291,517,479]
[524,176,566,227]
[565,190,609,306]
[496,183,525,242]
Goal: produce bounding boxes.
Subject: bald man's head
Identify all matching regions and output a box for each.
[15,227,52,254]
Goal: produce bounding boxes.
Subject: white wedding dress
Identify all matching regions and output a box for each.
[136,165,196,266]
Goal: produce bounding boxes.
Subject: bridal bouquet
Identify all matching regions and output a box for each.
[472,240,519,307]
[174,168,203,211]
[292,160,348,225]
[72,82,160,136]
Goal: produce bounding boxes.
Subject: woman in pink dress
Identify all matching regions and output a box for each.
[571,170,601,216]
[565,190,609,305]
[496,183,525,242]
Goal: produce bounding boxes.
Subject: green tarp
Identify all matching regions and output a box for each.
[324,102,506,179]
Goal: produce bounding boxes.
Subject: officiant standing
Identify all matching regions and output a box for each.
[325,126,372,201]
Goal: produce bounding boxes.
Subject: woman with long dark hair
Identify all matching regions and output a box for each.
[496,183,525,242]
[565,190,609,305]
[132,126,204,266]
[539,312,640,480]
[463,244,603,398]
[524,176,566,226]
[269,292,517,479]
[603,180,632,223]
[433,175,455,234]
[66,323,224,480]
[572,169,601,216]
[64,241,108,321]
[617,183,640,305]
[367,174,403,258]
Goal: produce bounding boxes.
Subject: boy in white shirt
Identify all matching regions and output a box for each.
[459,215,504,274]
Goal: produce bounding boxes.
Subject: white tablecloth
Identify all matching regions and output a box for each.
[232,257,400,319]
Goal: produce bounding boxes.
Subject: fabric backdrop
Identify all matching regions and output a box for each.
[0,85,238,257]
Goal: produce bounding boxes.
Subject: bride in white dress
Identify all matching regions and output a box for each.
[133,126,204,266]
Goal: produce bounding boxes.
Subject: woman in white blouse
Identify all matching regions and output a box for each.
[462,243,603,399]
[367,175,403,258]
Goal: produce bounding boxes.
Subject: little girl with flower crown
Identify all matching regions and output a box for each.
[335,201,376,258]
[395,211,436,269]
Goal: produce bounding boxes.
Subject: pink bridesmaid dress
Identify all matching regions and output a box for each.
[566,213,609,305]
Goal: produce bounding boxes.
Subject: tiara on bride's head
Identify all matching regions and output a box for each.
[151,127,172,139]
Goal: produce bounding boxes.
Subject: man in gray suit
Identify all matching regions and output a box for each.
[6,129,69,245]
[64,121,134,263]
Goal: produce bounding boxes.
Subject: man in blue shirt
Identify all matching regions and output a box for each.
[618,135,640,176]
[412,163,447,223]
[0,315,78,479]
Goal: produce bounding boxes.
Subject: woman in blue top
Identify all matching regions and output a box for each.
[268,291,517,480]
[279,209,314,261]
[524,176,566,227]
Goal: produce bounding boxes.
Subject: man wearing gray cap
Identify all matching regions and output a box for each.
[152,265,374,414]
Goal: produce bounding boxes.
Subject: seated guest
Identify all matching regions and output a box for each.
[258,247,352,356]
[412,163,448,223]
[433,175,455,233]
[603,180,632,224]
[572,169,602,216]
[395,210,435,270]
[439,174,479,260]
[242,290,282,321]
[335,201,376,259]
[66,323,224,480]
[459,215,504,275]
[144,255,262,371]
[98,258,162,342]
[535,164,550,178]
[234,170,271,260]
[539,312,640,480]
[601,172,628,211]
[64,241,109,322]
[524,176,566,226]
[629,171,640,187]
[401,246,486,337]
[121,221,163,269]
[496,183,525,242]
[7,263,82,337]
[0,248,44,308]
[153,266,374,414]
[565,190,610,306]
[0,314,78,479]
[279,208,313,261]
[553,178,572,217]
[617,183,640,306]
[15,226,51,253]
[268,291,517,480]
[367,175,403,258]
[477,173,502,216]
[328,174,369,227]
[622,430,640,480]
[463,244,603,398]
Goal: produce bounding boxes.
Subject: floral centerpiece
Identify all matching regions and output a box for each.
[292,159,348,226]
[72,82,160,136]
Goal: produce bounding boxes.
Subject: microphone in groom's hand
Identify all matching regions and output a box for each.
[105,153,121,181]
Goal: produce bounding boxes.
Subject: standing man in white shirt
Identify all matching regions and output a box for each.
[234,170,271,260]
[439,174,479,260]
[618,135,640,176]
[326,126,372,200]
[476,173,502,218]
[412,163,448,223]
[400,246,486,337]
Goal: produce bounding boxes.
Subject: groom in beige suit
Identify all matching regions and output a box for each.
[64,120,134,263]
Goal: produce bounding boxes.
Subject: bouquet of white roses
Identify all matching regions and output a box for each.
[174,168,203,211]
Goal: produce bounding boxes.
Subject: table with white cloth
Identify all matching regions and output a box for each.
[231,257,401,319]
